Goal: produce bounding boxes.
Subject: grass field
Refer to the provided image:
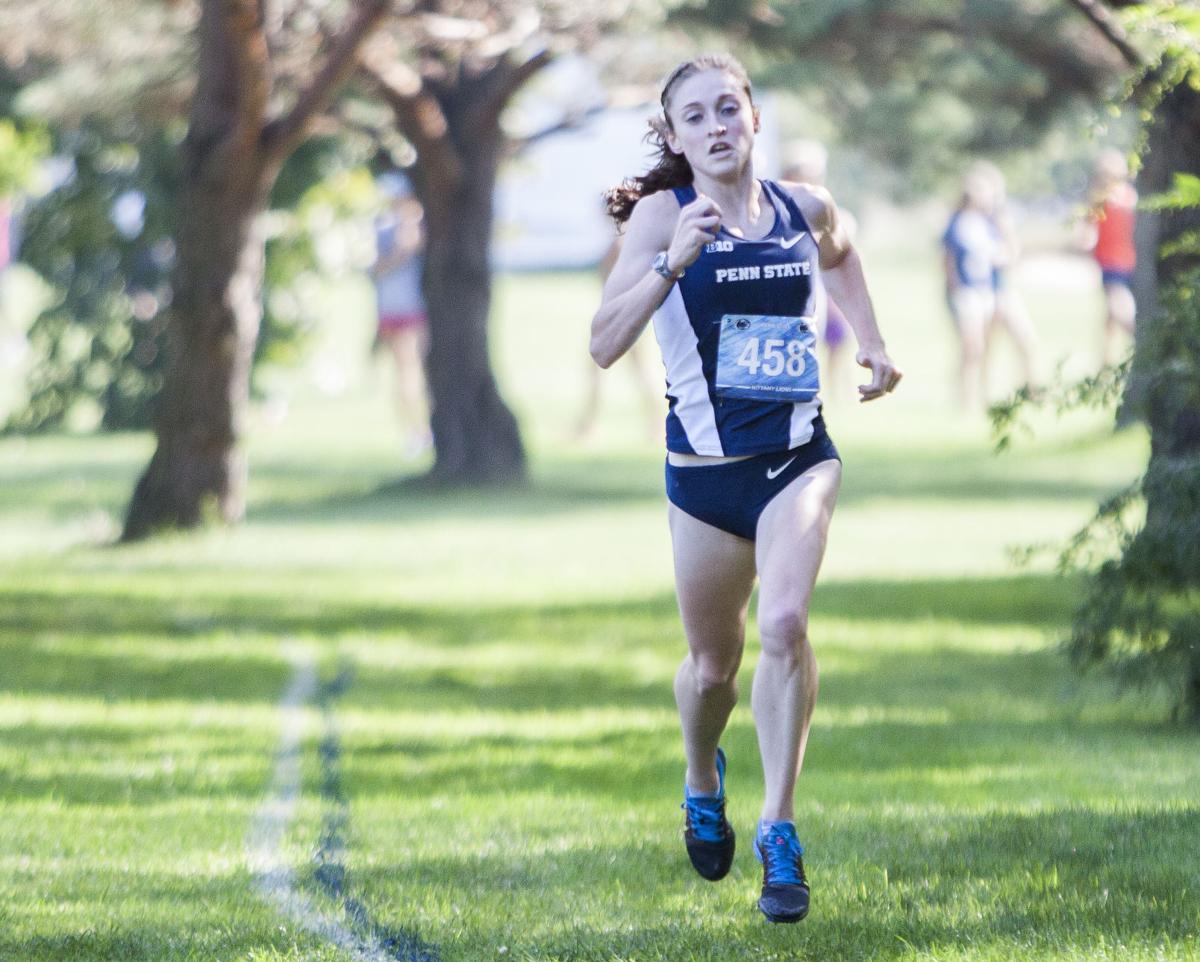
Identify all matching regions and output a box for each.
[1,245,1198,961]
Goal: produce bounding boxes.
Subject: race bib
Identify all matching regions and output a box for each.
[715,314,820,402]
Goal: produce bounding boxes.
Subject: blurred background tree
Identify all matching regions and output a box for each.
[673,0,1131,197]
[1065,5,1200,722]
[117,0,390,540]
[3,119,374,434]
[2,0,393,538]
[0,4,385,443]
[350,2,675,487]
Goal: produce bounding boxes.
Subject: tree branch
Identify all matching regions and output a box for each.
[190,0,273,178]
[984,16,1125,97]
[856,7,1126,99]
[461,46,554,140]
[361,47,464,197]
[262,0,391,164]
[490,47,553,117]
[1063,0,1144,69]
[511,103,605,152]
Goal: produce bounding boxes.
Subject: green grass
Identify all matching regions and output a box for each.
[1,253,1197,961]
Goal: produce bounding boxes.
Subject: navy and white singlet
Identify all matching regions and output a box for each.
[652,179,828,457]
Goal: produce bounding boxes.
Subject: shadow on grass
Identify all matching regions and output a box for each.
[2,570,1174,809]
[0,723,275,804]
[835,446,1129,506]
[0,462,140,523]
[244,454,665,527]
[331,644,1188,806]
[239,451,1123,528]
[136,431,1125,530]
[0,572,1077,714]
[0,418,1133,538]
[0,572,1076,641]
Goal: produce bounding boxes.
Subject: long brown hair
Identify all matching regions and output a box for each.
[604,53,755,226]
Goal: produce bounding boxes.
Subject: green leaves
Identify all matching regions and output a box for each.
[0,120,48,197]
[1142,171,1200,210]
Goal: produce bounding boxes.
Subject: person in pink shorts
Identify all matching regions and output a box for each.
[371,175,431,456]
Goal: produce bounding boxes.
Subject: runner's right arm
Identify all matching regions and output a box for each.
[590,193,720,368]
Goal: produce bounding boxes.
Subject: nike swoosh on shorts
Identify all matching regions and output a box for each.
[779,233,806,249]
[766,456,798,480]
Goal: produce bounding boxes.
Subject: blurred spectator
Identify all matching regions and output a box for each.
[983,164,1042,395]
[782,139,855,405]
[371,174,431,457]
[1086,148,1137,366]
[571,232,661,443]
[942,162,1003,411]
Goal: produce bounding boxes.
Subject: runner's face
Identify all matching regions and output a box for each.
[665,69,757,179]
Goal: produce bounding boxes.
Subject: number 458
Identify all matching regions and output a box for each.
[736,338,807,377]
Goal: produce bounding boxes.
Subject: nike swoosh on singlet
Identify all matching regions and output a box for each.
[766,456,798,480]
[779,233,807,250]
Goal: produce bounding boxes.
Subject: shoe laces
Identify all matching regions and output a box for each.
[760,825,805,886]
[682,794,728,844]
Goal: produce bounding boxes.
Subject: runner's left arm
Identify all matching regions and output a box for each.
[792,184,902,402]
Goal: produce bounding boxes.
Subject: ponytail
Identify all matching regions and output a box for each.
[604,118,693,226]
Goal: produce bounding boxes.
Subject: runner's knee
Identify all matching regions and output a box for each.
[757,606,810,662]
[692,651,741,691]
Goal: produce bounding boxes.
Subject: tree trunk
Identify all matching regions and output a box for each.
[118,0,384,540]
[122,163,271,540]
[1133,77,1200,715]
[1127,76,1200,408]
[1187,669,1200,726]
[409,95,526,486]
[1136,78,1200,471]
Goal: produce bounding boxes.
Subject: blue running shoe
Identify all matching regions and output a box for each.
[754,821,809,922]
[681,747,735,881]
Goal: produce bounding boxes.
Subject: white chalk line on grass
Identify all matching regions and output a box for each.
[246,643,402,962]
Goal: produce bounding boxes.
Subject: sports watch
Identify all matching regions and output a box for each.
[652,250,683,280]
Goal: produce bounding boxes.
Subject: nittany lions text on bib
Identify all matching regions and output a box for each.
[651,180,828,457]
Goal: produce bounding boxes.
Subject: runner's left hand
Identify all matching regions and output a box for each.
[856,348,902,402]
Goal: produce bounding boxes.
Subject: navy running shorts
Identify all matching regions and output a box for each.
[1101,268,1134,289]
[665,417,840,541]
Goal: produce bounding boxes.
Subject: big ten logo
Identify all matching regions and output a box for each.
[705,240,734,254]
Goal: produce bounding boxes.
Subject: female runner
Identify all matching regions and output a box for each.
[591,53,901,924]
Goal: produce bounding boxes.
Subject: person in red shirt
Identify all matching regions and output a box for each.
[1088,149,1137,366]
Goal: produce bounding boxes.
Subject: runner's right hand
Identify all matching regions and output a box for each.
[666,195,722,274]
